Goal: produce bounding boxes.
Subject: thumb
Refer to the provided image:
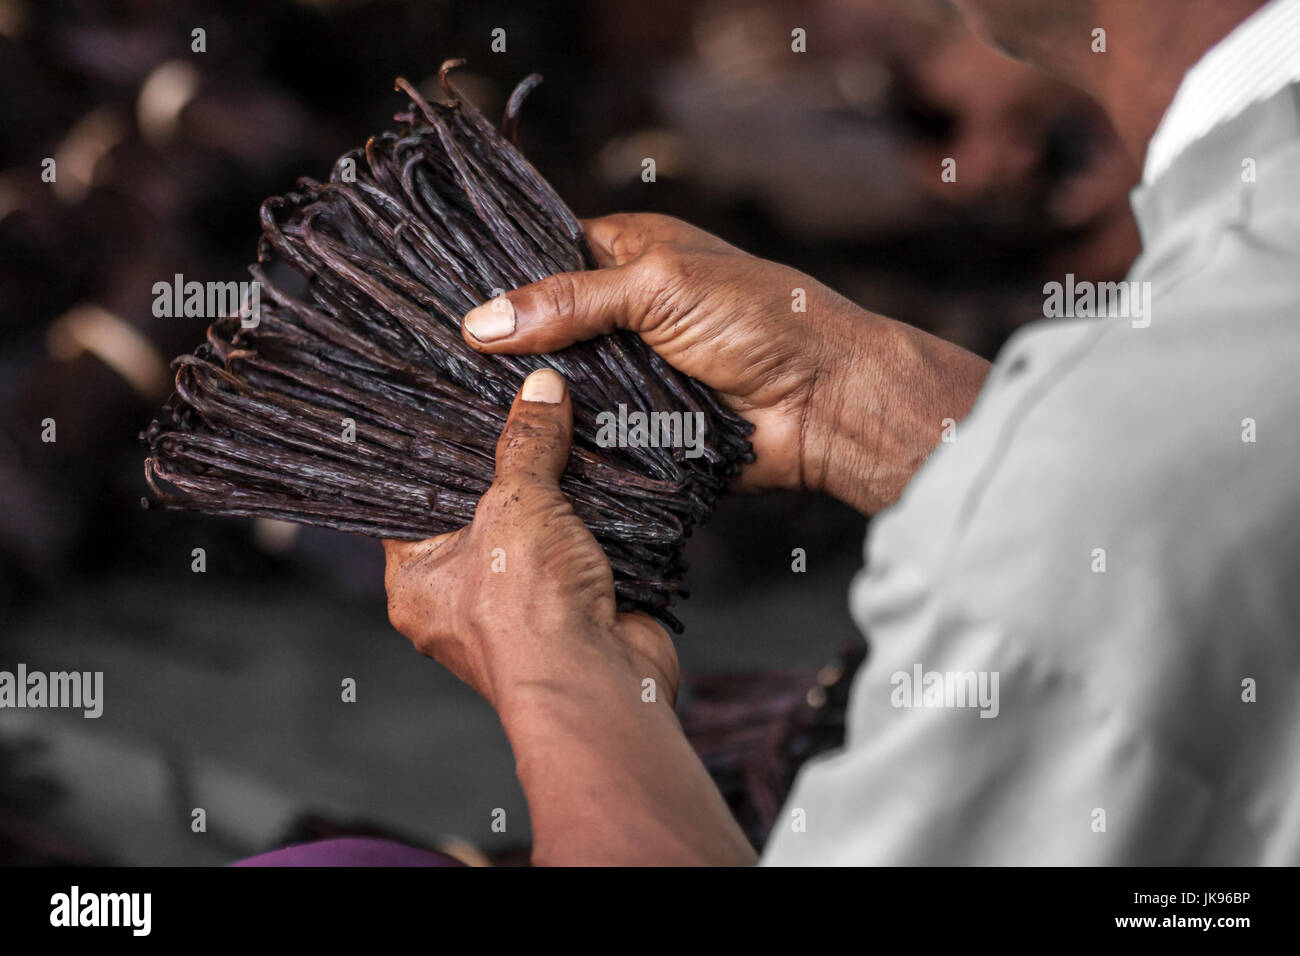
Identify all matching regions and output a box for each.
[493,367,573,484]
[462,267,642,354]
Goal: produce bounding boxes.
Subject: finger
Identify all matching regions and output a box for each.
[581,216,636,268]
[493,367,572,484]
[581,213,682,267]
[382,532,458,565]
[461,265,645,354]
[584,213,732,263]
[382,533,459,620]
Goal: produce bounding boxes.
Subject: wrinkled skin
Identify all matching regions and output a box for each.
[385,215,988,865]
[383,369,678,713]
[463,213,990,515]
[464,214,861,495]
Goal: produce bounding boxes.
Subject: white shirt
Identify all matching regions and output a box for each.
[763,47,1300,862]
[1144,0,1300,184]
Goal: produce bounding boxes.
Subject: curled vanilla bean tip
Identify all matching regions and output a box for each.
[503,73,544,144]
[437,58,468,98]
[142,66,753,632]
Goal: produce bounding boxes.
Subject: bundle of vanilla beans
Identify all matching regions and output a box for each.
[142,61,752,631]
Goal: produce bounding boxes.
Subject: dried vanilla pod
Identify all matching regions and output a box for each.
[142,60,754,632]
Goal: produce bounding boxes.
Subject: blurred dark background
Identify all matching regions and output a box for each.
[0,0,1140,864]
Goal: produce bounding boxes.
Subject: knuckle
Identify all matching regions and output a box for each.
[385,593,412,638]
[606,230,642,265]
[496,415,565,471]
[481,482,575,544]
[601,214,679,265]
[635,245,699,333]
[537,272,579,321]
[382,544,458,652]
[383,560,410,622]
[636,242,681,284]
[474,483,508,523]
[595,214,719,267]
[643,213,691,239]
[515,409,566,447]
[468,586,500,628]
[483,475,545,514]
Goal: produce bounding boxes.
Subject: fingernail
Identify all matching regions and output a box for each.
[521,368,565,404]
[464,296,515,342]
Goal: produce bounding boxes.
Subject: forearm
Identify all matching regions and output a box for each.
[807,312,991,516]
[499,641,757,867]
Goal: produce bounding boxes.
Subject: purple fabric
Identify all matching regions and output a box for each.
[233,837,464,867]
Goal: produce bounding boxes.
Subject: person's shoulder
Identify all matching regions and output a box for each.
[938,263,1300,553]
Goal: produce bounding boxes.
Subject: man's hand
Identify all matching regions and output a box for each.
[383,367,676,713]
[384,368,756,865]
[462,214,990,515]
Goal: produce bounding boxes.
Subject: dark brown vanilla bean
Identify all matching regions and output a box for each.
[142,61,753,632]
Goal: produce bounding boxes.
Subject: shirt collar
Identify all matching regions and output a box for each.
[1143,0,1300,186]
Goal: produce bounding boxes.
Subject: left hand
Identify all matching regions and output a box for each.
[382,368,680,713]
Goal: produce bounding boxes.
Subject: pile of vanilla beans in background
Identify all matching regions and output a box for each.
[142,62,753,631]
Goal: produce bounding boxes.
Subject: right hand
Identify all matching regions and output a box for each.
[461,214,989,515]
